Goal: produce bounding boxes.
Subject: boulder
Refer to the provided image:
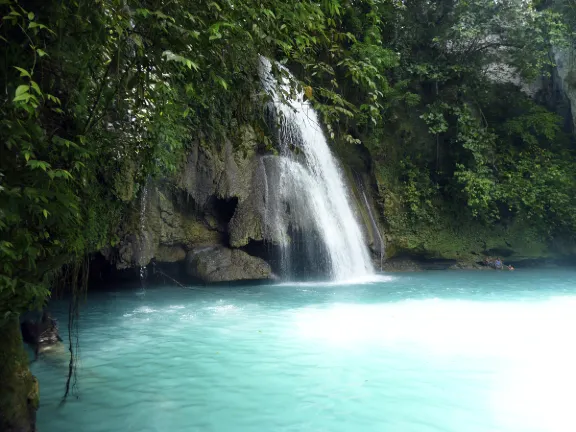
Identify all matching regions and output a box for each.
[155,245,187,263]
[185,246,272,282]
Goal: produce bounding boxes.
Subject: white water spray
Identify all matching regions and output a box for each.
[138,183,149,284]
[259,57,373,281]
[358,183,385,271]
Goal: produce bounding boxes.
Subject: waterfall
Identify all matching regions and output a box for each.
[259,57,373,281]
[138,182,149,284]
[359,183,386,271]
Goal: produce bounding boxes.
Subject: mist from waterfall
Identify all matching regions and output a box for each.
[258,57,373,281]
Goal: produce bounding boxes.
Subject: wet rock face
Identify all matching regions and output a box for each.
[113,186,224,270]
[185,246,273,282]
[554,47,576,132]
[228,156,268,247]
[178,128,257,205]
[107,126,268,273]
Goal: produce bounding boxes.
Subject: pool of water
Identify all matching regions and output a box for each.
[33,270,576,432]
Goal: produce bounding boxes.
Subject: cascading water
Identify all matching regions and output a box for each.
[361,189,385,271]
[138,183,149,285]
[259,57,373,281]
[355,176,386,271]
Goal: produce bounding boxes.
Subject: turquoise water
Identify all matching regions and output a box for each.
[33,270,576,432]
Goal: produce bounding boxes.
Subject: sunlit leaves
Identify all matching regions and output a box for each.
[162,51,200,71]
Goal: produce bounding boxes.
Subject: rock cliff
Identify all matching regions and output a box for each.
[101,125,276,283]
[553,46,576,132]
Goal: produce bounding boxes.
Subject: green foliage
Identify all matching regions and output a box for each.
[399,158,439,224]
[349,0,576,257]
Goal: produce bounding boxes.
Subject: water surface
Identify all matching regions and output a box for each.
[33,270,576,432]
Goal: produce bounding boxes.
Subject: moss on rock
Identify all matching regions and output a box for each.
[0,317,38,432]
[185,246,272,282]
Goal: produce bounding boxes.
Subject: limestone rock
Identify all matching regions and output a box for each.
[553,46,576,131]
[115,186,222,269]
[155,245,187,263]
[185,246,272,282]
[179,126,257,206]
[228,157,267,247]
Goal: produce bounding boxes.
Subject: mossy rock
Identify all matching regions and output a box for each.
[0,318,38,432]
[185,246,272,282]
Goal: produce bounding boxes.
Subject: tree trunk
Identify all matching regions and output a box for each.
[0,317,38,432]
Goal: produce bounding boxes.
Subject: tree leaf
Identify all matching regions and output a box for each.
[13,93,31,103]
[15,85,29,97]
[26,160,51,171]
[30,81,42,96]
[13,67,31,78]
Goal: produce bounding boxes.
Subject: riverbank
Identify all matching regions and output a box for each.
[379,257,576,272]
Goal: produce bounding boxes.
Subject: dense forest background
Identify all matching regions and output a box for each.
[1,1,576,428]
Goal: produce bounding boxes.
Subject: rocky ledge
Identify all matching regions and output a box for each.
[186,246,273,283]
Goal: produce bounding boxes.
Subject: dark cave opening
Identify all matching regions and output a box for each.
[210,196,239,226]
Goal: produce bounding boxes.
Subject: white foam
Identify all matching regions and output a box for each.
[277,274,395,288]
[133,306,157,314]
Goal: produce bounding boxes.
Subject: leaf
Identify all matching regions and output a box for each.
[162,51,199,71]
[36,48,47,57]
[73,161,85,171]
[47,94,61,105]
[28,22,54,34]
[26,160,51,171]
[30,81,42,96]
[28,11,34,20]
[13,67,31,78]
[13,93,31,103]
[214,76,228,90]
[15,85,29,97]
[208,2,222,12]
[53,169,73,180]
[185,59,199,71]
[129,33,143,48]
[42,209,49,219]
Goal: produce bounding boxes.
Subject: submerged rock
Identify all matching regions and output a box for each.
[185,246,272,282]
